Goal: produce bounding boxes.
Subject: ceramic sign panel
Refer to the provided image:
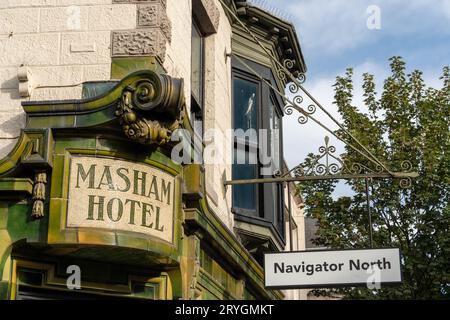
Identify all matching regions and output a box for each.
[67,156,175,243]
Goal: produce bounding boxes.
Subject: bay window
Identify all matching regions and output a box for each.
[232,57,285,245]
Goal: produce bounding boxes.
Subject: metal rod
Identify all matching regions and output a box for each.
[224,172,419,186]
[219,0,392,174]
[287,182,294,251]
[365,178,374,248]
[232,54,391,172]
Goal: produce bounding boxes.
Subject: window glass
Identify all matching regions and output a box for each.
[232,148,257,212]
[231,62,285,243]
[233,77,258,138]
[191,23,202,104]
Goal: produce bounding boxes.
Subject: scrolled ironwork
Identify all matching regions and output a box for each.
[284,105,294,116]
[401,161,413,172]
[297,73,306,84]
[281,136,417,188]
[306,104,316,115]
[283,74,316,126]
[399,177,412,189]
[297,114,309,125]
[219,0,418,189]
[277,68,287,82]
[283,58,295,70]
[293,95,303,106]
[328,163,341,175]
[288,82,299,94]
[346,162,364,175]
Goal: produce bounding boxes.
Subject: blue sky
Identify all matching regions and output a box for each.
[286,0,450,80]
[250,0,450,196]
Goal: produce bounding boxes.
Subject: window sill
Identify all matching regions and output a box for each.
[233,212,286,254]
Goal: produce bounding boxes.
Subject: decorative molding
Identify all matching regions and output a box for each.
[18,66,33,98]
[111,56,164,79]
[193,0,220,35]
[21,129,53,169]
[189,234,202,300]
[115,72,185,145]
[204,0,221,30]
[31,172,47,219]
[111,0,172,61]
[113,0,167,8]
[137,4,172,43]
[111,29,167,62]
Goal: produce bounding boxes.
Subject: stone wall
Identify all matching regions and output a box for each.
[0,0,136,155]
[283,184,308,300]
[0,0,234,229]
[164,0,233,229]
[201,2,233,230]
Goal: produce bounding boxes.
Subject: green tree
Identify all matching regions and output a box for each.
[300,57,449,299]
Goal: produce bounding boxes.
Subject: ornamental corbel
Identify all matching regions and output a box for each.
[115,72,185,145]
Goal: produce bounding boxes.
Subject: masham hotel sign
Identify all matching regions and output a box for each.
[67,156,175,243]
[264,248,402,289]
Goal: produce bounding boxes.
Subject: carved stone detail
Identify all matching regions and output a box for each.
[137,4,158,26]
[112,29,167,62]
[201,0,220,31]
[193,0,220,35]
[111,0,172,60]
[138,4,172,43]
[113,0,166,8]
[116,90,175,145]
[115,72,185,145]
[189,235,203,300]
[32,172,47,219]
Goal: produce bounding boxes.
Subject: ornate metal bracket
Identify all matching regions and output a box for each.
[284,136,417,188]
[224,136,418,188]
[218,1,421,191]
[115,72,185,145]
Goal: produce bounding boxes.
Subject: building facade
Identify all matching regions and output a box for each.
[0,0,307,300]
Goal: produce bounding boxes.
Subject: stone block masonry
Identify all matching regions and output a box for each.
[0,0,172,158]
[0,0,240,245]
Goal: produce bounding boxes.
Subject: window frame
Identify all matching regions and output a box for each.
[231,56,286,242]
[231,71,261,217]
[190,18,205,138]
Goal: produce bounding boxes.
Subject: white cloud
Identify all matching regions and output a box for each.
[282,61,389,198]
[282,0,450,54]
[286,0,371,53]
[443,0,450,20]
[272,0,449,197]
[282,58,445,170]
[283,76,342,171]
[283,60,387,168]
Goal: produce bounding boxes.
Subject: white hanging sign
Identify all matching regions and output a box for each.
[264,248,402,289]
